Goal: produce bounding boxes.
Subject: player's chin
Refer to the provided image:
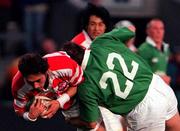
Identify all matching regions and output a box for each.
[93,34,100,38]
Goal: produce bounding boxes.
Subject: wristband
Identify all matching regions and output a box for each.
[23,112,37,122]
[57,93,70,108]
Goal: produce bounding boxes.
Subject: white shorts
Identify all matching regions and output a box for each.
[125,74,178,131]
[99,106,124,131]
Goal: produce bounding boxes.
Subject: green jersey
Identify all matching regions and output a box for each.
[78,28,153,122]
[137,37,170,75]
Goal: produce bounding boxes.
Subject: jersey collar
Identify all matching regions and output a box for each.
[146,36,169,52]
[81,49,91,70]
[146,36,156,47]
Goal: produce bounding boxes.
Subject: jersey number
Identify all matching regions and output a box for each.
[99,53,139,99]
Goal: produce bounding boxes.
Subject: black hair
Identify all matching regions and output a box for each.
[18,53,49,77]
[81,3,111,32]
[61,42,85,65]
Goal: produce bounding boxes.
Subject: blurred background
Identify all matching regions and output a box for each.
[0,0,180,130]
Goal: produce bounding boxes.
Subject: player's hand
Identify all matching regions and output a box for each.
[41,100,60,118]
[28,99,46,119]
[160,75,171,85]
[127,25,136,32]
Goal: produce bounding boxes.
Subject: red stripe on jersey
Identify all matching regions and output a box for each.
[47,56,76,71]
[71,32,86,45]
[70,65,84,86]
[12,71,25,97]
[45,51,83,85]
[71,31,92,49]
[13,103,26,116]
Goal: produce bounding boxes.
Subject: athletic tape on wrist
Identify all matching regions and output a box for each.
[23,112,37,122]
[57,93,70,108]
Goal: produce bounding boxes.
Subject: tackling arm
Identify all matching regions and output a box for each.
[41,86,78,118]
[67,117,105,131]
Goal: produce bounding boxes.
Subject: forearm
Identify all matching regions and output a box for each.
[66,86,77,97]
[67,117,104,131]
[14,107,37,121]
[57,86,77,108]
[13,100,27,118]
[111,27,135,43]
[66,117,87,128]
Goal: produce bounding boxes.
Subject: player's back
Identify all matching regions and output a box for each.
[80,28,154,114]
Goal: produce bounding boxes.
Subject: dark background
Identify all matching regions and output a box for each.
[1,102,76,131]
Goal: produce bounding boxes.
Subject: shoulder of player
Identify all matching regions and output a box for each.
[12,71,25,92]
[43,51,70,58]
[138,42,155,54]
[12,72,32,99]
[71,31,86,44]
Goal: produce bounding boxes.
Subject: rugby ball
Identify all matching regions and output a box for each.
[34,96,51,108]
[34,96,52,118]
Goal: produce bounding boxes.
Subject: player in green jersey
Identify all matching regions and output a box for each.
[62,26,180,131]
[137,19,171,85]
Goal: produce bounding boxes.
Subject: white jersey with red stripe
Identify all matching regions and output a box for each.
[71,30,92,49]
[12,51,84,116]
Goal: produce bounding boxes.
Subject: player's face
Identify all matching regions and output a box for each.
[26,73,47,91]
[147,20,165,44]
[87,15,106,40]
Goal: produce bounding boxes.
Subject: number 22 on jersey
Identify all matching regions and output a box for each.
[99,52,139,99]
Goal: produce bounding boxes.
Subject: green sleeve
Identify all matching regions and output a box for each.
[102,27,135,43]
[78,83,100,122]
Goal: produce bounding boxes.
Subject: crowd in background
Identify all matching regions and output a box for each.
[0,0,180,113]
